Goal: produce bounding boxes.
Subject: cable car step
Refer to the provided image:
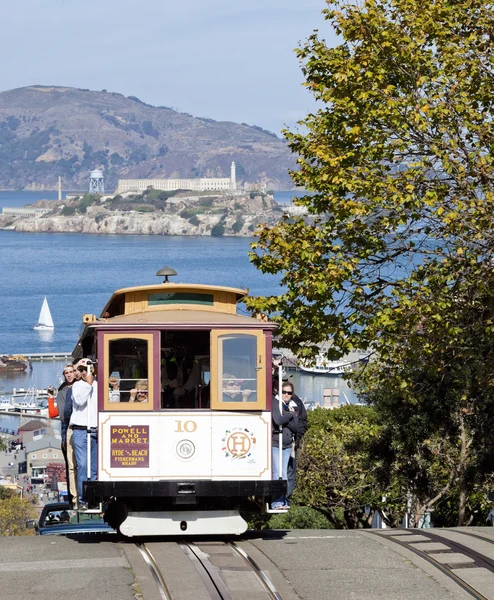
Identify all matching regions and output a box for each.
[77,502,103,514]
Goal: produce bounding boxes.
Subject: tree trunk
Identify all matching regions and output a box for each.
[457,417,469,527]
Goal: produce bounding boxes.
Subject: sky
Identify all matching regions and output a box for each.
[1,0,337,135]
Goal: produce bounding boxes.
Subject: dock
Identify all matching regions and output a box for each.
[0,352,72,362]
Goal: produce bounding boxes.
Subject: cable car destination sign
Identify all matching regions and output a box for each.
[110,425,150,468]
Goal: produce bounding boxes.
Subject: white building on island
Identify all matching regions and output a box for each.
[116,162,237,194]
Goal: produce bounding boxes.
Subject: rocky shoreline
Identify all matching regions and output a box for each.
[0,192,284,237]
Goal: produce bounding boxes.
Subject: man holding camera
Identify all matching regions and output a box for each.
[70,358,98,510]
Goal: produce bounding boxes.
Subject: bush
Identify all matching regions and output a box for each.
[246,506,333,530]
[188,215,200,226]
[232,218,244,233]
[199,198,214,207]
[269,506,333,529]
[0,494,37,536]
[211,222,225,236]
[61,206,76,216]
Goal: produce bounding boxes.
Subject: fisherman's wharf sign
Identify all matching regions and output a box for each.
[110,425,150,468]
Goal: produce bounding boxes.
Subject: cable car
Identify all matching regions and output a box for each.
[74,267,284,536]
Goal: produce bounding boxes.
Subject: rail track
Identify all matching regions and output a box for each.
[135,540,283,600]
[370,528,494,600]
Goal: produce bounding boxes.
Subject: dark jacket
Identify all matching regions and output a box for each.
[272,396,298,449]
[290,393,308,449]
[58,387,74,443]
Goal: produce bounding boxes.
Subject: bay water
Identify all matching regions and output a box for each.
[0,191,358,411]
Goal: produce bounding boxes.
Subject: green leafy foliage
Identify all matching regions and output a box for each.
[294,406,398,528]
[232,218,244,233]
[246,0,494,526]
[268,506,333,529]
[247,0,494,361]
[211,222,225,237]
[0,493,36,536]
[78,194,100,214]
[60,205,76,216]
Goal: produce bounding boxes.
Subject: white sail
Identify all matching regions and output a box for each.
[34,297,54,330]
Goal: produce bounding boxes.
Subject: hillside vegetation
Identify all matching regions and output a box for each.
[0,85,293,191]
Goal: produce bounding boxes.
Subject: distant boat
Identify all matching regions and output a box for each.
[34,297,54,330]
[298,354,351,375]
[0,356,28,373]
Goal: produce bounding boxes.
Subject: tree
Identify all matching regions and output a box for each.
[352,274,494,525]
[247,1,494,525]
[0,494,36,536]
[247,0,494,364]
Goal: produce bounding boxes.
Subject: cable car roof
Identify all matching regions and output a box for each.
[92,309,276,329]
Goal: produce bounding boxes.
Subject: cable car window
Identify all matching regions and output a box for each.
[149,292,214,306]
[219,334,258,403]
[160,330,210,409]
[107,338,150,404]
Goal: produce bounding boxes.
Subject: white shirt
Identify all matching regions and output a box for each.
[70,379,98,429]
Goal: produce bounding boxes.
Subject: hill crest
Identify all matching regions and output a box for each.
[0,85,293,191]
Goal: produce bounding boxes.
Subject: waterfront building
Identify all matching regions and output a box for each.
[25,436,63,481]
[116,162,237,194]
[18,421,57,446]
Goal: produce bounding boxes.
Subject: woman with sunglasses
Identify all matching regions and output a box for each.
[130,379,148,402]
[271,381,299,510]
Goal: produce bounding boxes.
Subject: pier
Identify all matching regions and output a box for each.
[0,351,71,362]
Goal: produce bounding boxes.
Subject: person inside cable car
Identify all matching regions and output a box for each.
[222,373,254,402]
[129,379,148,402]
[109,378,148,403]
[161,345,200,408]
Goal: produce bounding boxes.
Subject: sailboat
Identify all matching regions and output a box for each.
[33,297,54,330]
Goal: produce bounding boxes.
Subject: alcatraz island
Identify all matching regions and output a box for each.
[0,163,293,237]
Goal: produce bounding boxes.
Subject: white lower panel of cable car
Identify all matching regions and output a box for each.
[119,510,248,537]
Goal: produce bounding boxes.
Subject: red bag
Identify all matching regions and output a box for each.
[48,396,59,418]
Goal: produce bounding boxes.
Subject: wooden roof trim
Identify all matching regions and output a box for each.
[100,283,248,317]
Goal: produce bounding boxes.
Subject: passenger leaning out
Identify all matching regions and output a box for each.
[70,358,98,511]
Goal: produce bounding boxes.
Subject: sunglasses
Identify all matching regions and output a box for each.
[77,367,88,372]
[282,390,293,395]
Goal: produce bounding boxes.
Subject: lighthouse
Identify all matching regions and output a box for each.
[230,161,237,192]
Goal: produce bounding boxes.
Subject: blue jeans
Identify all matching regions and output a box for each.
[287,452,296,499]
[271,446,291,508]
[72,428,97,502]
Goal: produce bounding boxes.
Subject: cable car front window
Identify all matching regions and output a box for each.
[108,338,149,404]
[219,334,258,403]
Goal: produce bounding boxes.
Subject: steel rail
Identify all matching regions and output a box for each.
[444,528,494,547]
[228,541,284,600]
[135,542,173,600]
[370,532,489,600]
[416,530,494,570]
[179,542,233,600]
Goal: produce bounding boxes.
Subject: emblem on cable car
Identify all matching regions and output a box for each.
[222,427,256,460]
[176,439,195,460]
